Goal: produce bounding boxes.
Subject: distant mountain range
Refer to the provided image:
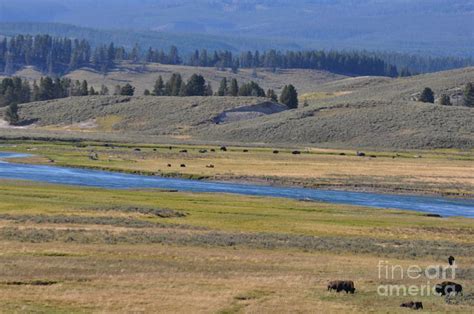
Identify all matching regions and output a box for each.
[0,0,473,56]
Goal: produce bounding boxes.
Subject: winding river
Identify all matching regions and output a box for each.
[1,152,473,218]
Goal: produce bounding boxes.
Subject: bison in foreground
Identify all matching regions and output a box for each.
[400,301,423,310]
[327,280,355,294]
[435,281,463,296]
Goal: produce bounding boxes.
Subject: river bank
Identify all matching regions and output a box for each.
[1,151,474,217]
[2,140,473,199]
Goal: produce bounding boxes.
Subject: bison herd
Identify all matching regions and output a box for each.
[327,278,464,310]
[327,257,465,311]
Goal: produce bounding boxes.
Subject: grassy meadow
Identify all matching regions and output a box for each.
[0,180,474,312]
[4,141,474,197]
[0,141,473,312]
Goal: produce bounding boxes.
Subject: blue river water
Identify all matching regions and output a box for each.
[0,152,473,218]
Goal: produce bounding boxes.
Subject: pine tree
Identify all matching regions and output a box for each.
[100,85,109,95]
[130,44,140,63]
[4,103,19,125]
[218,78,228,96]
[229,79,239,96]
[1,86,15,107]
[153,76,164,96]
[31,81,40,101]
[39,77,55,100]
[179,83,187,97]
[89,86,97,95]
[80,80,89,96]
[419,87,435,103]
[439,94,452,106]
[120,83,135,96]
[69,51,79,71]
[168,46,180,65]
[165,73,183,96]
[144,89,151,96]
[463,82,474,107]
[280,85,298,109]
[4,52,14,75]
[184,74,206,96]
[266,89,278,102]
[20,80,31,103]
[60,78,72,97]
[238,81,265,97]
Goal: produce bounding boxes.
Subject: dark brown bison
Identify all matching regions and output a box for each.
[220,146,227,152]
[400,301,423,310]
[180,164,186,168]
[435,281,463,296]
[448,256,455,266]
[292,150,301,155]
[327,280,355,294]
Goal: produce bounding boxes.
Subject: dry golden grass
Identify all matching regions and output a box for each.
[1,142,474,312]
[63,62,346,96]
[1,242,473,313]
[0,177,472,312]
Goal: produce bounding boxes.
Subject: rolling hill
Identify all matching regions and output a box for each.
[2,62,347,95]
[2,67,473,150]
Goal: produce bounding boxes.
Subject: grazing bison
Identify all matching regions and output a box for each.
[179,150,188,153]
[134,148,141,152]
[180,164,186,168]
[400,301,423,310]
[425,214,442,218]
[435,281,463,296]
[292,150,301,155]
[199,150,208,153]
[243,149,249,153]
[210,149,216,152]
[448,256,455,266]
[206,164,215,168]
[327,280,355,294]
[220,146,227,152]
[273,150,279,154]
[167,164,172,167]
[356,151,366,157]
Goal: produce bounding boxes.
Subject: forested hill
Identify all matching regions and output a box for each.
[1,23,473,76]
[0,34,399,77]
[0,1,473,57]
